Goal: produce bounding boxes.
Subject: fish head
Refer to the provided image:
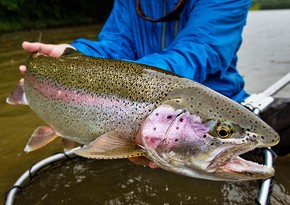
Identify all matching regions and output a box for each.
[139,86,280,181]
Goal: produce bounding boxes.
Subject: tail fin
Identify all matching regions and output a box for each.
[6,78,28,105]
[6,32,42,105]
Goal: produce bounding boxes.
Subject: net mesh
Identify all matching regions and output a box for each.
[8,157,263,205]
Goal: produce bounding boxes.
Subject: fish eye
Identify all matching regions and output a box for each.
[216,125,232,139]
[207,120,236,139]
[207,120,237,139]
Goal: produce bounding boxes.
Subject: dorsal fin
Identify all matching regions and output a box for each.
[61,48,80,56]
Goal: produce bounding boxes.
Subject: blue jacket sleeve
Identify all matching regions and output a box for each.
[71,0,251,85]
[136,0,252,83]
[71,0,136,60]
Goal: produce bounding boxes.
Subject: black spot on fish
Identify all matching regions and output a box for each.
[176,127,179,130]
[175,139,179,142]
[179,118,183,122]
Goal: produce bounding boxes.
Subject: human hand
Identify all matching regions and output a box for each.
[128,157,159,169]
[19,41,75,74]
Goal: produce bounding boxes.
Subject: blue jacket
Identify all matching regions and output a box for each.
[71,0,251,102]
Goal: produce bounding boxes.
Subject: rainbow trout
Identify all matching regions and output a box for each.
[7,49,279,181]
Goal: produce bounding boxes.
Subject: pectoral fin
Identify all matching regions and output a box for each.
[6,78,28,105]
[75,131,147,159]
[24,126,58,152]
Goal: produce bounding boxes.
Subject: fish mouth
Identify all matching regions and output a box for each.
[218,155,274,179]
[206,143,275,180]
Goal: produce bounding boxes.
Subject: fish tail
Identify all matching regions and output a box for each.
[6,78,28,105]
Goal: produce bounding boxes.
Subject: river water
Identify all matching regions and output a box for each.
[0,10,290,204]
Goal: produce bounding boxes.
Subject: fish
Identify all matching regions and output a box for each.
[7,48,280,181]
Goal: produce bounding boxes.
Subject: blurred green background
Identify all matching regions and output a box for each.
[0,0,114,32]
[1,0,290,32]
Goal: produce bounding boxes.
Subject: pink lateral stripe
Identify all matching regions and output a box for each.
[26,75,135,107]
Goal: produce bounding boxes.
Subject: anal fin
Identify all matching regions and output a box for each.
[25,126,58,152]
[75,131,147,159]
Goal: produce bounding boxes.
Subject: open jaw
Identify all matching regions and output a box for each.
[205,142,275,180]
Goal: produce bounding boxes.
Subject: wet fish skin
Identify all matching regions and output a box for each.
[23,51,186,144]
[7,49,280,181]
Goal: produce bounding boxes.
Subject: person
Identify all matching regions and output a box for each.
[20,0,252,167]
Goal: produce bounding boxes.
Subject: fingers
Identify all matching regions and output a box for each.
[22,41,41,53]
[128,157,159,169]
[128,157,149,166]
[22,41,56,57]
[148,161,159,169]
[22,41,74,58]
[19,65,26,75]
